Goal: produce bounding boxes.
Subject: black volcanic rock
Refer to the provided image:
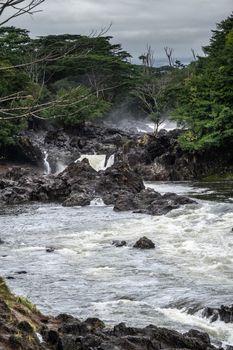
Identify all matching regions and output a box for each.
[0,277,223,350]
[0,155,196,216]
[203,305,233,323]
[133,237,155,249]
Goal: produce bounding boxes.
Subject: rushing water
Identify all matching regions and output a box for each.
[0,181,233,347]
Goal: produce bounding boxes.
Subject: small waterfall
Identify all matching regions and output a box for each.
[76,154,115,172]
[43,151,51,175]
[104,154,115,169]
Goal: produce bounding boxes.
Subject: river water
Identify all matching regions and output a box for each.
[0,181,233,347]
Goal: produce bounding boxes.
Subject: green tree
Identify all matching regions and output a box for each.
[43,86,111,127]
[173,13,233,150]
[33,34,134,101]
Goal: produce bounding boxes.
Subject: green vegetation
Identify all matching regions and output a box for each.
[0,28,134,148]
[43,86,111,126]
[201,173,233,182]
[0,12,232,154]
[172,13,233,151]
[0,277,40,316]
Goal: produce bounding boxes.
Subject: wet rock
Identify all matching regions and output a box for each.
[44,329,60,345]
[203,305,233,323]
[112,240,127,247]
[133,237,155,249]
[147,199,179,216]
[163,192,196,205]
[0,239,4,245]
[184,329,211,345]
[63,193,92,207]
[18,320,34,334]
[114,192,137,211]
[46,247,55,253]
[97,161,145,195]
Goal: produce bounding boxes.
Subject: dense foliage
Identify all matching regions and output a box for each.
[43,86,111,126]
[0,13,232,152]
[173,13,233,150]
[0,27,134,147]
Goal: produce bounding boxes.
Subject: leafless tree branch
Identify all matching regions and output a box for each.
[0,0,44,25]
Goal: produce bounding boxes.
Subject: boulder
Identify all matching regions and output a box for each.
[133,237,155,249]
[203,305,233,323]
[46,247,55,253]
[112,240,127,247]
[63,193,92,207]
[97,161,145,195]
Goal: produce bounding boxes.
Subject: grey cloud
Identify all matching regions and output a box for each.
[10,0,233,62]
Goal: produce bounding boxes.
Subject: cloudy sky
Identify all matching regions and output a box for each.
[8,0,233,63]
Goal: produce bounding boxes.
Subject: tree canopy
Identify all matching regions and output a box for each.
[172,13,233,151]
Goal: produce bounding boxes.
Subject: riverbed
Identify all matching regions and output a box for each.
[0,181,233,346]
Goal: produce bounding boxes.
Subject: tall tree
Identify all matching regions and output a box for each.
[173,13,233,150]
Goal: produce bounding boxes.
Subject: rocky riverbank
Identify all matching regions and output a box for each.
[0,159,195,215]
[0,277,226,350]
[2,121,232,215]
[1,123,232,181]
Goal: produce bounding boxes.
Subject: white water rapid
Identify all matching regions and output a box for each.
[1,181,233,347]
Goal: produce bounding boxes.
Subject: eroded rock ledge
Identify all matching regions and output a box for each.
[0,277,221,350]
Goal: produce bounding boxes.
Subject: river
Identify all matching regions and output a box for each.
[0,181,233,347]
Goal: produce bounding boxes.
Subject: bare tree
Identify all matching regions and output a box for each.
[139,45,155,73]
[135,46,170,136]
[0,0,44,25]
[164,46,174,67]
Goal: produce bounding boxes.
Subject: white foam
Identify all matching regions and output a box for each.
[158,307,233,346]
[90,198,106,206]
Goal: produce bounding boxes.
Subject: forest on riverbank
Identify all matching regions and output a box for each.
[0,11,232,156]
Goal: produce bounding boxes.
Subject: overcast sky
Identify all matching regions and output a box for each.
[8,0,233,63]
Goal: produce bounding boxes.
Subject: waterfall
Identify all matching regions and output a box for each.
[104,154,115,169]
[76,154,115,172]
[43,151,51,175]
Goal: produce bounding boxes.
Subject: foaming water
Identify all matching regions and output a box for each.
[90,198,106,206]
[0,181,233,346]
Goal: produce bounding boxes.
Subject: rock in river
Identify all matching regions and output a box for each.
[133,236,155,249]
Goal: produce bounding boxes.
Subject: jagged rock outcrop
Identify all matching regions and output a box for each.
[203,305,233,323]
[0,160,196,216]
